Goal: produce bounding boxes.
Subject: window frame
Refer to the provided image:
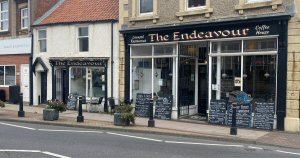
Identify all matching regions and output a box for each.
[235,0,282,14]
[0,65,16,87]
[38,29,47,53]
[138,0,153,16]
[0,0,9,32]
[21,8,28,30]
[78,26,89,52]
[186,0,207,11]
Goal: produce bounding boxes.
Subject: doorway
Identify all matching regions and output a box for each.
[40,72,47,104]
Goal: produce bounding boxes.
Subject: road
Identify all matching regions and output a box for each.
[0,121,299,158]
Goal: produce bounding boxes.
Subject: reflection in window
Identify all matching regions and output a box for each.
[5,66,15,85]
[132,58,152,103]
[212,41,241,53]
[243,55,276,102]
[154,58,173,97]
[91,68,105,98]
[154,45,174,56]
[131,45,152,56]
[188,0,206,8]
[0,66,4,85]
[70,68,86,97]
[244,38,277,52]
[139,0,153,14]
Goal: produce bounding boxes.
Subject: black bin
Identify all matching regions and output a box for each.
[9,86,20,104]
[0,90,5,101]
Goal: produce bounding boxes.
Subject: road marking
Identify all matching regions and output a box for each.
[38,129,103,134]
[165,141,244,148]
[106,132,163,142]
[0,150,71,158]
[0,122,36,130]
[0,150,40,152]
[42,151,71,158]
[276,150,300,156]
[248,146,263,150]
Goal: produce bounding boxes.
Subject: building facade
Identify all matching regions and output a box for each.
[32,0,119,112]
[0,0,31,102]
[120,0,297,131]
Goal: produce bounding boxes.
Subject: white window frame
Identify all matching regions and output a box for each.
[21,8,28,30]
[0,0,9,32]
[246,0,272,4]
[186,0,207,11]
[78,26,89,52]
[38,29,47,52]
[138,0,153,16]
[0,65,16,87]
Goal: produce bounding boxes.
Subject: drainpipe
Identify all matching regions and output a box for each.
[29,0,33,105]
[111,21,114,98]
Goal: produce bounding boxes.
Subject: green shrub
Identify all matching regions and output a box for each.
[0,100,5,108]
[46,99,66,112]
[114,105,135,124]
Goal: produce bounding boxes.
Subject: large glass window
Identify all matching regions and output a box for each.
[139,0,153,14]
[78,27,89,52]
[244,38,277,52]
[91,67,105,98]
[70,68,86,97]
[0,66,15,86]
[0,1,9,31]
[131,45,176,105]
[38,29,47,52]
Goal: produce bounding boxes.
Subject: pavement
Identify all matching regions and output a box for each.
[0,104,299,149]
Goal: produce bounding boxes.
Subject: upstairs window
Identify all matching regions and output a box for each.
[21,8,28,29]
[0,1,9,31]
[187,0,206,10]
[139,0,153,15]
[38,29,47,52]
[78,27,89,52]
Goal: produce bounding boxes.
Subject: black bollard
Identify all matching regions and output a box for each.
[18,93,25,117]
[77,96,84,122]
[230,103,237,135]
[148,99,155,127]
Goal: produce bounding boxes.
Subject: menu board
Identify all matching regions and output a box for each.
[67,98,77,110]
[135,93,151,117]
[209,100,227,125]
[227,103,252,128]
[155,95,173,120]
[253,102,275,130]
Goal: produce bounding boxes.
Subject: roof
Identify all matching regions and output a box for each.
[36,0,118,26]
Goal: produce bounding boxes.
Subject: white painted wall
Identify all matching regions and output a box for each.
[32,22,119,105]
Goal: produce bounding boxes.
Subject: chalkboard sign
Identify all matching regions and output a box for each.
[67,98,77,110]
[155,95,173,120]
[135,93,151,117]
[227,103,252,128]
[253,102,275,130]
[209,100,227,125]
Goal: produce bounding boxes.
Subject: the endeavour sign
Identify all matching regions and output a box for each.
[126,22,277,44]
[49,59,108,67]
[0,37,31,54]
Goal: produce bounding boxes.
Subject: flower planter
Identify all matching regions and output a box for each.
[114,113,130,126]
[43,109,59,121]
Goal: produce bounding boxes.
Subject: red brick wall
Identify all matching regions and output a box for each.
[0,54,30,101]
[33,0,60,21]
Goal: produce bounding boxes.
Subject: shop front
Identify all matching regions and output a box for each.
[49,58,108,111]
[122,16,289,130]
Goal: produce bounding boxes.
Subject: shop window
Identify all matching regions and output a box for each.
[131,45,152,56]
[0,1,9,31]
[139,0,153,15]
[21,8,28,30]
[91,67,105,98]
[212,41,242,53]
[70,68,87,97]
[38,29,47,52]
[187,0,206,10]
[244,38,277,52]
[0,66,15,86]
[78,27,89,52]
[154,45,175,56]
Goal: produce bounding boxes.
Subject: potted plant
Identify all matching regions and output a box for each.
[114,101,135,126]
[0,100,5,108]
[43,99,66,121]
